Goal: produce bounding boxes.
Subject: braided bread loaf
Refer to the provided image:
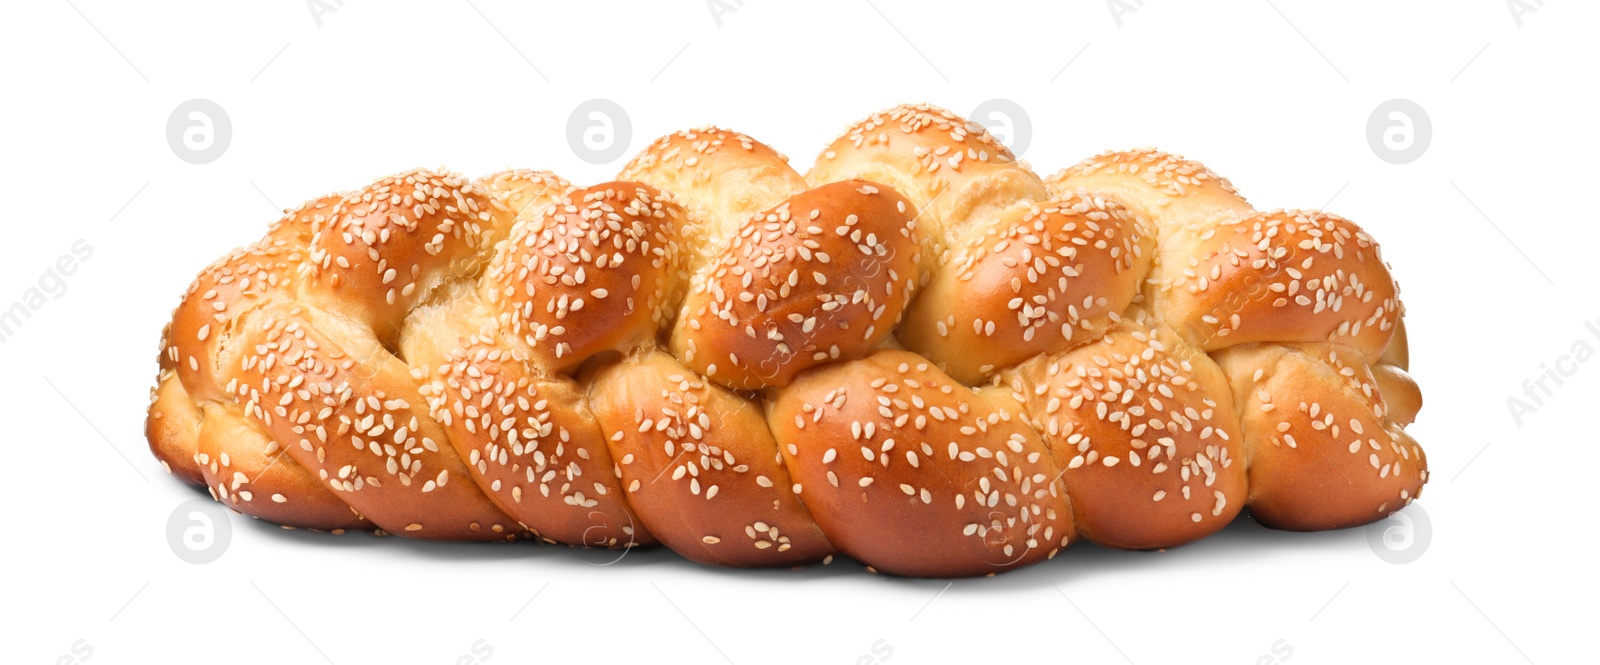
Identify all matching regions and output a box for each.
[145,103,1426,577]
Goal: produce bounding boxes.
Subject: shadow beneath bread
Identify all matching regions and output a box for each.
[236,514,866,580]
[969,511,1364,591]
[232,500,1365,586]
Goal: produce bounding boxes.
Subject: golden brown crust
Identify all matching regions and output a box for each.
[1371,363,1422,426]
[151,195,340,486]
[621,127,805,272]
[409,327,652,547]
[808,103,1047,275]
[1380,316,1411,369]
[1157,209,1402,358]
[483,182,686,374]
[588,351,831,566]
[224,301,520,540]
[767,349,1073,577]
[670,180,919,391]
[899,193,1154,383]
[195,402,370,531]
[146,368,205,486]
[302,169,496,343]
[1005,312,1246,549]
[165,196,333,403]
[476,169,573,245]
[1044,148,1252,234]
[1212,343,1427,531]
[145,103,1427,575]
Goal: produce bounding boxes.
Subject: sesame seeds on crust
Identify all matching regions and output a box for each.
[898,192,1154,384]
[767,349,1072,577]
[1212,342,1428,530]
[1048,148,1244,206]
[807,103,1049,273]
[588,350,831,566]
[484,182,686,374]
[821,102,1016,167]
[1161,209,1402,359]
[145,103,1425,575]
[1005,311,1247,548]
[413,331,650,547]
[670,180,920,391]
[303,168,497,339]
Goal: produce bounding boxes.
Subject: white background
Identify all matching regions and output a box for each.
[2,1,1591,663]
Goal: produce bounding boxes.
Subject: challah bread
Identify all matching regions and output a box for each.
[146,102,1428,577]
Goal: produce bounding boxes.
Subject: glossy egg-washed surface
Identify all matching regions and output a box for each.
[146,103,1425,577]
